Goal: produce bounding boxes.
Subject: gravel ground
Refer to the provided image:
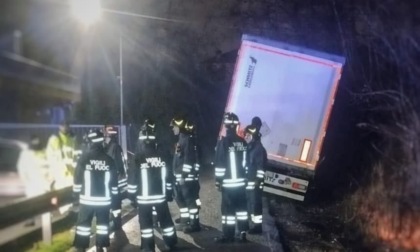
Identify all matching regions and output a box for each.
[105,167,273,252]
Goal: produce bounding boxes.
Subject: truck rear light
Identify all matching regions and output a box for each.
[299,139,312,162]
[292,182,307,190]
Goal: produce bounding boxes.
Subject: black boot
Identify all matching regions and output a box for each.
[183,218,200,233]
[238,231,247,243]
[96,246,105,252]
[162,243,176,252]
[183,224,201,233]
[214,236,234,243]
[248,225,262,234]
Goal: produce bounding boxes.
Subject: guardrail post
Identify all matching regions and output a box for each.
[41,212,52,245]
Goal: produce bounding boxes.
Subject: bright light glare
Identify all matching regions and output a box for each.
[70,0,102,26]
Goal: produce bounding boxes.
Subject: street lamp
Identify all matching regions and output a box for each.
[70,0,102,27]
[70,0,124,140]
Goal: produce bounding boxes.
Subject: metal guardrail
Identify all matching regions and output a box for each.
[0,186,73,245]
[0,186,131,247]
[0,187,73,230]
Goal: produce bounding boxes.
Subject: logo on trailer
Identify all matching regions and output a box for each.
[244,56,257,88]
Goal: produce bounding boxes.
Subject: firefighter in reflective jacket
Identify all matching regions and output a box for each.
[103,125,127,230]
[170,116,201,233]
[214,112,249,243]
[72,130,119,252]
[128,120,177,252]
[244,125,267,234]
[185,121,201,209]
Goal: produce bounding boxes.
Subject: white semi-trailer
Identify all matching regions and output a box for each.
[221,34,346,201]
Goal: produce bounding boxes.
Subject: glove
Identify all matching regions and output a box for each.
[112,209,121,217]
[215,181,221,191]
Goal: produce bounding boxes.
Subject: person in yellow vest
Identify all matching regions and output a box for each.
[46,120,76,213]
[17,135,50,226]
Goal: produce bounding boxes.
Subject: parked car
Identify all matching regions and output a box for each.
[0,138,27,197]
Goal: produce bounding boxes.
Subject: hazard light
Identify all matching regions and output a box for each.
[299,139,312,162]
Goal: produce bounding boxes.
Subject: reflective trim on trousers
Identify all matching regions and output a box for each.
[80,195,111,202]
[141,228,153,238]
[182,164,192,173]
[223,178,245,183]
[163,227,175,236]
[137,199,165,204]
[79,199,111,206]
[236,211,248,220]
[189,208,199,214]
[141,233,153,238]
[252,214,263,224]
[76,230,91,236]
[73,184,82,193]
[222,182,245,187]
[180,208,189,218]
[215,167,225,177]
[76,226,91,236]
[136,194,165,200]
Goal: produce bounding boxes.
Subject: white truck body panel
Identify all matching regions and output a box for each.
[222,35,345,200]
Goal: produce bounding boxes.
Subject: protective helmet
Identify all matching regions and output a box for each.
[104,125,118,136]
[223,112,240,129]
[170,116,186,129]
[141,118,156,133]
[139,119,156,141]
[185,120,195,134]
[244,125,259,138]
[87,129,105,144]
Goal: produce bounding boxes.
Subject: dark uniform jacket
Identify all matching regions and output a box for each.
[73,146,119,209]
[214,131,248,188]
[172,133,195,182]
[104,138,127,192]
[128,143,173,204]
[246,140,267,188]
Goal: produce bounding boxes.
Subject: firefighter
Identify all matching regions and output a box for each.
[128,119,177,252]
[46,120,76,190]
[103,125,127,230]
[184,121,202,210]
[72,130,120,252]
[170,116,201,233]
[214,112,249,243]
[244,124,267,234]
